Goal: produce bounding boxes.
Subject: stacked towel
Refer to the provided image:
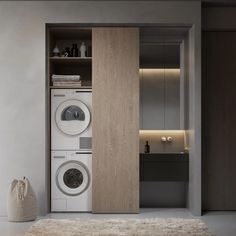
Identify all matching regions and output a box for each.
[52,74,81,87]
[52,74,81,81]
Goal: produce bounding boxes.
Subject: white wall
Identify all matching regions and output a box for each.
[0,1,201,216]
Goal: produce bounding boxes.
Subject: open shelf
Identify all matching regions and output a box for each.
[50,86,92,89]
[48,27,92,88]
[50,27,92,40]
[50,57,92,65]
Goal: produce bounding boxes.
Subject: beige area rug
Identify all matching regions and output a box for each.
[25,218,214,236]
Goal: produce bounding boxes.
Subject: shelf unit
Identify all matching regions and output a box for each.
[45,25,93,213]
[47,27,92,89]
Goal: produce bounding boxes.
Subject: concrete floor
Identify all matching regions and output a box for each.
[0,208,236,236]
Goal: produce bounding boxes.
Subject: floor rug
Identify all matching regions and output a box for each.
[25,218,214,236]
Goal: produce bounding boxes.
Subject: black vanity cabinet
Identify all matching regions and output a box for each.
[140,153,189,182]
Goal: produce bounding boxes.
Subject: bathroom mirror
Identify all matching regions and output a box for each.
[139,27,186,130]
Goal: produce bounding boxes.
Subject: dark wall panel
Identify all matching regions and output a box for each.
[202,31,236,210]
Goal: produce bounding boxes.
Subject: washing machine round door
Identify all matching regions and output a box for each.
[55,99,90,136]
[56,161,90,196]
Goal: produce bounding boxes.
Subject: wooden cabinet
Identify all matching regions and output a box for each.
[165,69,181,129]
[92,28,139,213]
[47,26,139,213]
[140,68,180,130]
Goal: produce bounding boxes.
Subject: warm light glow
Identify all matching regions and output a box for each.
[139,130,185,133]
[139,130,188,152]
[139,68,180,78]
[139,68,180,72]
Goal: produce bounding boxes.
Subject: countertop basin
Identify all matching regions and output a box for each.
[140,153,189,162]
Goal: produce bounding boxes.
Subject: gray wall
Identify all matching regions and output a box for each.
[187,25,202,216]
[0,1,201,216]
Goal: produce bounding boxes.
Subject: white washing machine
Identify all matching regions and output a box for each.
[51,89,92,151]
[51,151,92,212]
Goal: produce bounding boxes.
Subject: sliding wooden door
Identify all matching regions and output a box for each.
[92,27,139,213]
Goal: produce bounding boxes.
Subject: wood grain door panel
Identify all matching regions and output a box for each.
[92,28,139,213]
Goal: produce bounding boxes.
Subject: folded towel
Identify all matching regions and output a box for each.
[52,79,81,82]
[82,80,92,86]
[52,74,81,81]
[53,81,82,87]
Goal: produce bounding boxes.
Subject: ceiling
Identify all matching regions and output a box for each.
[10,0,236,4]
[5,0,236,6]
[52,0,236,6]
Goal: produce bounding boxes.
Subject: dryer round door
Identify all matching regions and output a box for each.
[56,161,90,196]
[55,99,91,136]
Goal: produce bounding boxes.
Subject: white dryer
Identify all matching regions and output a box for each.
[51,151,92,212]
[51,89,92,151]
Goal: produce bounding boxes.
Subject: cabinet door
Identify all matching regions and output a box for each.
[165,69,180,129]
[141,69,165,129]
[140,68,180,130]
[92,28,139,213]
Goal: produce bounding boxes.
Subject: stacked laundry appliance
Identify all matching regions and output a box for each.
[51,88,92,212]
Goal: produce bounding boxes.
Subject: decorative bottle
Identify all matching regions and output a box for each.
[144,141,150,154]
[71,44,78,57]
[52,45,60,57]
[80,42,87,57]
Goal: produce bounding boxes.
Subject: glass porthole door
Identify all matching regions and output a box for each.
[56,161,90,196]
[55,100,91,136]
